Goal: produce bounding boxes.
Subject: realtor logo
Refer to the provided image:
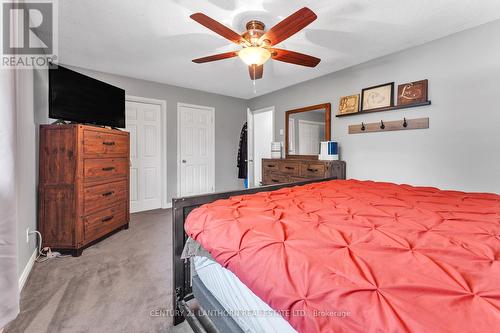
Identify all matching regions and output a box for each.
[2,0,57,67]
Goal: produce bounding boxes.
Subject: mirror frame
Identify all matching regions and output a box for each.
[285,103,331,159]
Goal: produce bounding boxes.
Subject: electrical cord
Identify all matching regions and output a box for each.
[30,230,71,262]
[31,230,48,262]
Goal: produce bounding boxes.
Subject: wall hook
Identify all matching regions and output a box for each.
[348,117,429,134]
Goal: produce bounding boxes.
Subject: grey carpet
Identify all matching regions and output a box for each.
[6,209,193,333]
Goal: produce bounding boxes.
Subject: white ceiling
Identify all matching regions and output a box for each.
[58,0,500,99]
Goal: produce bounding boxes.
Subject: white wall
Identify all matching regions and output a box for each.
[0,69,20,327]
[248,20,500,193]
[15,70,38,278]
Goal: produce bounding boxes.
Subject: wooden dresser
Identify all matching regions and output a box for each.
[262,158,346,186]
[38,124,130,256]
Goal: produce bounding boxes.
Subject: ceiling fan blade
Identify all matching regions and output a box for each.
[261,7,317,46]
[192,51,238,63]
[271,48,321,67]
[249,64,263,80]
[190,13,244,44]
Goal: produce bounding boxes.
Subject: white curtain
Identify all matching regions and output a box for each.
[0,69,19,328]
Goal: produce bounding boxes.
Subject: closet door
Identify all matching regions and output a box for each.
[178,104,215,197]
[126,100,162,213]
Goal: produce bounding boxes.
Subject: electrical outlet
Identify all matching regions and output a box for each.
[26,227,30,243]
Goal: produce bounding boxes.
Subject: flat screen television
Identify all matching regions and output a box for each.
[49,64,126,128]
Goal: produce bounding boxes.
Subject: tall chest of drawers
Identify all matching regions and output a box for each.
[262,158,346,186]
[38,124,130,256]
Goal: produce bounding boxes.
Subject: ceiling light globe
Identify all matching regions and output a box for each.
[238,47,271,66]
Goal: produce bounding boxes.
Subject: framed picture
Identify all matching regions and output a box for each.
[397,79,428,106]
[361,82,394,111]
[338,94,359,115]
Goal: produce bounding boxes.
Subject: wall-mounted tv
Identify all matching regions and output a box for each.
[49,64,126,128]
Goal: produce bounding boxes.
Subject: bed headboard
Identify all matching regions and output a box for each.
[171,177,338,326]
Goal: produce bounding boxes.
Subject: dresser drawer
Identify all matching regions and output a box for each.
[83,180,127,215]
[279,161,300,176]
[262,172,289,185]
[83,130,129,157]
[300,163,326,178]
[83,158,128,182]
[84,203,127,242]
[262,160,281,173]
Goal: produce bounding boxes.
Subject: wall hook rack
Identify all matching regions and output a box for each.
[348,117,429,134]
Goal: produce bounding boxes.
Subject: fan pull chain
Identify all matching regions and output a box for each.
[252,65,257,93]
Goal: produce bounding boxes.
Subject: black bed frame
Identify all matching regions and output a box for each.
[172,177,337,332]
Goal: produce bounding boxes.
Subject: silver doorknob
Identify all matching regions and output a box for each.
[182,160,187,163]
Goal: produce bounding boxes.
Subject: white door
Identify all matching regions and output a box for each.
[178,104,215,197]
[298,120,322,155]
[248,107,274,187]
[126,101,162,213]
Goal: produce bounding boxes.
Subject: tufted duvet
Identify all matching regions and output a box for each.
[185,180,500,333]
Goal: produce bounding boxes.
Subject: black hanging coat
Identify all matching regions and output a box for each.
[237,122,247,179]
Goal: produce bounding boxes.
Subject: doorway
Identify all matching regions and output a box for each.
[247,106,274,187]
[125,96,167,213]
[177,103,215,197]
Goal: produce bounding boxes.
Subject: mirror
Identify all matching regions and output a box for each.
[285,103,331,158]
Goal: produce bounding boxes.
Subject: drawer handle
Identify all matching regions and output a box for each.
[102,167,115,171]
[102,191,114,197]
[267,165,276,168]
[103,141,115,146]
[271,179,280,182]
[307,168,319,172]
[101,215,114,222]
[285,166,295,170]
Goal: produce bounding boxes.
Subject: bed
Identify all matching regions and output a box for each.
[173,179,500,333]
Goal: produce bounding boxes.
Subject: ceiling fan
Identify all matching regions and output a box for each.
[190,7,321,80]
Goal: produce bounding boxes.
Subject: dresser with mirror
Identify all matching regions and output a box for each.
[262,103,346,186]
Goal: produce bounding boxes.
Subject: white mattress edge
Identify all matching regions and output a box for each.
[193,256,297,333]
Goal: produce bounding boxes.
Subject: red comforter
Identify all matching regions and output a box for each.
[185,180,500,333]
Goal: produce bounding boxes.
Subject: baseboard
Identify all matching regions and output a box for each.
[164,202,172,209]
[18,248,37,291]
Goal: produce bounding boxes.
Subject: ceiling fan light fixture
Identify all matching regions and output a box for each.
[238,46,271,66]
[190,8,320,80]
